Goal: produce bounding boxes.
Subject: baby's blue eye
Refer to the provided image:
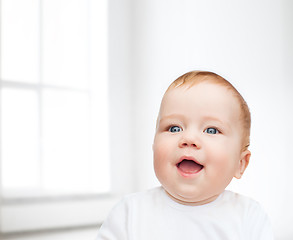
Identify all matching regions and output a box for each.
[169,126,182,133]
[204,127,219,134]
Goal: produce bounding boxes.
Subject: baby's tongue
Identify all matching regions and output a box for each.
[178,160,202,173]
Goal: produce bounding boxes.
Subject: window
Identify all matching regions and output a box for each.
[0,0,109,198]
[0,0,113,233]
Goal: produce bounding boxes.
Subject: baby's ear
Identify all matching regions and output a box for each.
[234,150,251,179]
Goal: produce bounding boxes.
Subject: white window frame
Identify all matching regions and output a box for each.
[0,0,127,234]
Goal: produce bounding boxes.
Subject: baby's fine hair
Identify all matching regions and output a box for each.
[166,71,251,151]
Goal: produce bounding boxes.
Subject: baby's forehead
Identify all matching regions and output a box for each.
[162,83,240,113]
[165,82,236,101]
[162,84,242,122]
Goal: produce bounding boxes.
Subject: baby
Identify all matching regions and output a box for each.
[96,71,274,240]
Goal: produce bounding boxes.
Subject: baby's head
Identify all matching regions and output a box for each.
[163,71,251,150]
[153,71,251,205]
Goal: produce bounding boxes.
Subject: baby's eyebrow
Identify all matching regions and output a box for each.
[159,114,231,129]
[158,113,184,124]
[201,116,225,124]
[159,113,184,123]
[159,114,231,128]
[201,116,233,132]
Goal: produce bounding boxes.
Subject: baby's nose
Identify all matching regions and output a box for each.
[178,133,201,149]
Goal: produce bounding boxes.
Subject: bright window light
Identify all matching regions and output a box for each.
[42,0,89,89]
[1,0,39,83]
[0,0,110,197]
[1,89,39,190]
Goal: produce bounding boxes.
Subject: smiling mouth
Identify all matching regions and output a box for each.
[176,159,204,175]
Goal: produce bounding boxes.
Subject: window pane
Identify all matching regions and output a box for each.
[0,0,110,197]
[90,114,110,193]
[90,89,110,193]
[42,90,93,193]
[42,0,89,89]
[1,0,39,83]
[88,0,110,193]
[1,89,39,190]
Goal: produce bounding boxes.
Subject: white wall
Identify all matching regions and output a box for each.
[112,0,293,239]
[108,0,135,195]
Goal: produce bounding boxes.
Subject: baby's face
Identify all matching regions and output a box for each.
[153,82,250,205]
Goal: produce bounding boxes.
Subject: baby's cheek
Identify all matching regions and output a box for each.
[154,156,168,172]
[153,141,168,160]
[207,151,232,171]
[153,148,164,169]
[153,146,171,179]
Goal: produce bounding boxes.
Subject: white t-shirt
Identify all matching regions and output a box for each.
[96,187,274,240]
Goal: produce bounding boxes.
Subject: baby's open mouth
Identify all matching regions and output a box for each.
[176,159,203,174]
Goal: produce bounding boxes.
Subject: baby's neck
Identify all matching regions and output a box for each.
[165,190,220,206]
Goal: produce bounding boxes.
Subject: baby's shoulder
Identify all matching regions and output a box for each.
[223,190,259,204]
[222,190,265,214]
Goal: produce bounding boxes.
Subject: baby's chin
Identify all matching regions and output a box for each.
[164,189,220,206]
